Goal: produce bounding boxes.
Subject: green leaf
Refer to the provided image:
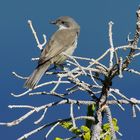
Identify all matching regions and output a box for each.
[112,118,117,126]
[103,123,110,131]
[102,118,119,132]
[112,118,119,131]
[81,125,90,132]
[92,104,96,111]
[60,121,81,135]
[81,125,91,140]
[61,121,73,129]
[71,127,81,135]
[104,134,111,140]
[55,137,63,140]
[83,132,91,140]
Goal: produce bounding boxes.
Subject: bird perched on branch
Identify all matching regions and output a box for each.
[24,16,80,89]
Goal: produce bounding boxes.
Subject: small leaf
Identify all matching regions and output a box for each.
[103,118,119,132]
[60,121,81,135]
[55,137,63,140]
[81,125,91,140]
[92,104,96,111]
[114,126,119,131]
[104,134,111,140]
[71,127,81,135]
[103,123,110,131]
[61,122,73,129]
[83,132,91,140]
[112,118,119,131]
[81,125,90,132]
[112,118,117,126]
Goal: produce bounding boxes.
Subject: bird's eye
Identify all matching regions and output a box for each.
[61,21,65,24]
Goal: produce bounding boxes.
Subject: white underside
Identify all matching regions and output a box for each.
[57,25,78,62]
[58,24,78,55]
[58,25,68,30]
[63,35,78,56]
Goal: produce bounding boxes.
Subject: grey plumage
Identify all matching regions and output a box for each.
[24,16,80,89]
[24,62,50,89]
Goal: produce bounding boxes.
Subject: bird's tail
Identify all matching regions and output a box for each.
[24,62,50,89]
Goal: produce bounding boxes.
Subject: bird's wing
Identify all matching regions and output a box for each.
[38,29,77,66]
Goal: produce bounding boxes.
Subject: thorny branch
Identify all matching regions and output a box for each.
[1,7,140,140]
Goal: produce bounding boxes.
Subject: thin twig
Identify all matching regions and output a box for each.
[70,103,76,129]
[118,57,123,78]
[12,72,28,79]
[109,21,115,68]
[34,108,48,124]
[28,20,47,50]
[45,122,60,139]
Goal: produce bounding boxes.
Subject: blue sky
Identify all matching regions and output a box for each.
[0,0,140,139]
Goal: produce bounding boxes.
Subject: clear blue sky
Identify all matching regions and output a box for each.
[0,0,140,139]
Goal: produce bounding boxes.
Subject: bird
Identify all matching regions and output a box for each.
[24,16,80,89]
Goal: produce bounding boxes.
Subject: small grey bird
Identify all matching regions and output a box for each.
[24,16,80,89]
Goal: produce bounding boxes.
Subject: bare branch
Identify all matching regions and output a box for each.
[28,20,47,50]
[12,72,28,79]
[109,21,115,68]
[34,108,48,124]
[17,116,95,140]
[105,106,117,140]
[118,57,123,78]
[45,122,60,139]
[70,103,76,128]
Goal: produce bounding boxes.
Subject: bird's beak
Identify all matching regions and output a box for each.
[49,20,57,24]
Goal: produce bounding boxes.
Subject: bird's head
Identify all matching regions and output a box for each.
[50,16,80,31]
